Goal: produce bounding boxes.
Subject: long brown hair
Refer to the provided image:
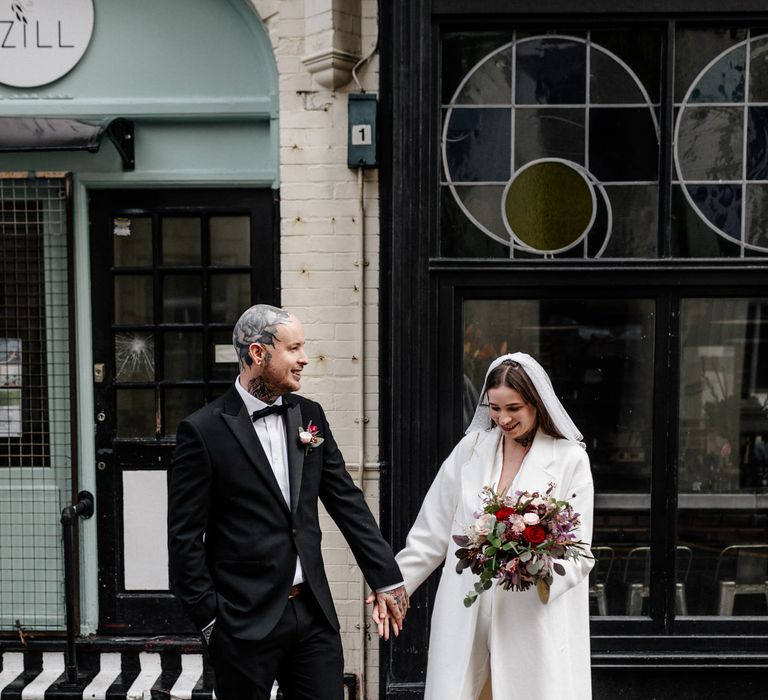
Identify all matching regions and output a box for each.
[484,360,565,439]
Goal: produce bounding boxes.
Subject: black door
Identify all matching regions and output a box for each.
[89,188,277,634]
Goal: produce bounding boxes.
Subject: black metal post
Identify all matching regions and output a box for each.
[60,490,94,685]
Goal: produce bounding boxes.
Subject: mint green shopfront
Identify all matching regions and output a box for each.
[0,1,280,694]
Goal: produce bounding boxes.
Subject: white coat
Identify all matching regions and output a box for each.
[396,428,594,700]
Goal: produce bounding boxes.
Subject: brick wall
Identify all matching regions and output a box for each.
[252,2,384,696]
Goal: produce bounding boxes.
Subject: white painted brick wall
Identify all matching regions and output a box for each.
[252,2,385,696]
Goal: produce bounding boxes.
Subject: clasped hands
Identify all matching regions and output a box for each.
[365,585,409,641]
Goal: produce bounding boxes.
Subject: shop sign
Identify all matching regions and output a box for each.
[0,0,95,88]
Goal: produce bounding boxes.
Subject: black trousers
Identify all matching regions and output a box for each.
[206,587,344,700]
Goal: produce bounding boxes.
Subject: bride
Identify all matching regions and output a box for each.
[376,353,594,700]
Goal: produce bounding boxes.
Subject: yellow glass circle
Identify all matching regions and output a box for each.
[503,161,594,252]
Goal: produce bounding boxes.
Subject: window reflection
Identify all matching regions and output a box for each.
[164,331,202,381]
[464,298,654,616]
[210,216,250,265]
[164,387,204,438]
[116,389,156,438]
[162,274,202,323]
[113,217,152,267]
[114,275,153,325]
[464,299,654,489]
[678,298,768,617]
[162,217,201,265]
[209,273,250,323]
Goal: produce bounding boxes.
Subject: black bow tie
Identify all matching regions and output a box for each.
[251,403,289,422]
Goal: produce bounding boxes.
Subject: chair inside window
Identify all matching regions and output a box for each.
[623,545,692,615]
[714,544,768,616]
[589,546,614,615]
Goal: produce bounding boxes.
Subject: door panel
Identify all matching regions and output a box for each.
[89,188,277,634]
[0,176,75,634]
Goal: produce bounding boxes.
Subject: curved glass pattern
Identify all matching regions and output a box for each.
[442,28,768,259]
[502,159,596,252]
[442,33,660,258]
[674,31,768,255]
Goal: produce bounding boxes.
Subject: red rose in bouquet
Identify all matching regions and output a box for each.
[521,524,547,545]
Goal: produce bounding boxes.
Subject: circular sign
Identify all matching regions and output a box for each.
[0,0,94,88]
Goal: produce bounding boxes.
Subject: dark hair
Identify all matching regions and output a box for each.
[484,360,565,439]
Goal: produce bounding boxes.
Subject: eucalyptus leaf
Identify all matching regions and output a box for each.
[528,558,544,574]
[453,534,471,546]
[553,562,566,576]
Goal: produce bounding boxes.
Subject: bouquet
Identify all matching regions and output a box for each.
[454,483,590,606]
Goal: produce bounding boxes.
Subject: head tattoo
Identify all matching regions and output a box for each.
[232,304,291,370]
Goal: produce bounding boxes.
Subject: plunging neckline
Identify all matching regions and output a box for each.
[491,430,531,496]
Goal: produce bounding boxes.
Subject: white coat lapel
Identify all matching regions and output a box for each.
[459,429,502,520]
[515,431,561,496]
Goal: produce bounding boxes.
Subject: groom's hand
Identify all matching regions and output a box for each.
[380,585,409,624]
[365,585,409,640]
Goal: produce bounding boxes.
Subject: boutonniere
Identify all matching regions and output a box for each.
[298,420,324,454]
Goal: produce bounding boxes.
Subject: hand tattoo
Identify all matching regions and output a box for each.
[380,585,409,620]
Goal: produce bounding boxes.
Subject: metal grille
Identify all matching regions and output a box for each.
[0,175,72,633]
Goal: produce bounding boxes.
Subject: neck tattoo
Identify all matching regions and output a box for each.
[248,377,279,404]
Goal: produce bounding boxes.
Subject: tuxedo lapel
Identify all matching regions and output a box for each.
[220,388,290,514]
[283,397,305,513]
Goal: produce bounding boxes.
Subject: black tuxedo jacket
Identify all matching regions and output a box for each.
[167,385,402,640]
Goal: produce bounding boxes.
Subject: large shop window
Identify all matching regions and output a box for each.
[678,299,768,617]
[441,27,768,260]
[444,24,768,631]
[463,299,768,620]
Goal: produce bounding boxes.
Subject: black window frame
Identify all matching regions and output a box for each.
[381,2,768,696]
[437,267,768,637]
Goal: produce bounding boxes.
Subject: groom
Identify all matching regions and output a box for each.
[168,304,407,700]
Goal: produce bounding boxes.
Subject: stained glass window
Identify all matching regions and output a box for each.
[673,29,768,257]
[441,27,768,259]
[441,31,661,259]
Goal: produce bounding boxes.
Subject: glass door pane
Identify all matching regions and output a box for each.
[464,298,655,616]
[678,298,768,617]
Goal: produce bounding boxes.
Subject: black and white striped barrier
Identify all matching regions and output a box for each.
[0,651,283,699]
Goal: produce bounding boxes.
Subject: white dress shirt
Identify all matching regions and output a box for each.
[235,377,304,586]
